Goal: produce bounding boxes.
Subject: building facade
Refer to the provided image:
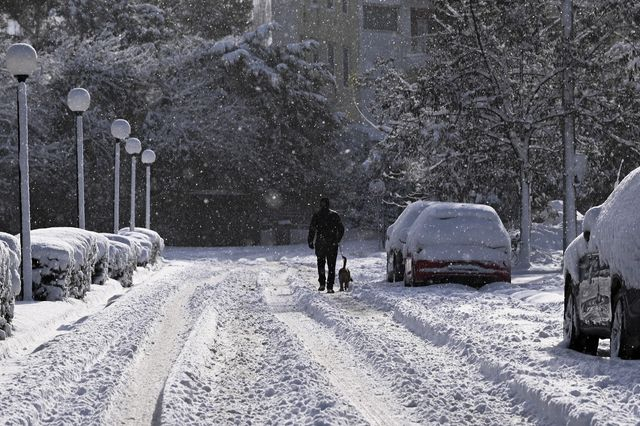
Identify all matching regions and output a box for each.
[253,0,433,122]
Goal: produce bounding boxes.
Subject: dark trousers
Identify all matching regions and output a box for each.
[316,244,338,288]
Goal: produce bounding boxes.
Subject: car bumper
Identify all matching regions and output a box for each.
[412,260,511,287]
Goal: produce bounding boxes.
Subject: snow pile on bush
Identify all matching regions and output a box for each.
[0,233,20,337]
[31,228,109,301]
[119,228,164,265]
[102,234,138,288]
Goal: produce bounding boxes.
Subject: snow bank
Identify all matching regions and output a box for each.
[31,228,109,301]
[118,228,164,265]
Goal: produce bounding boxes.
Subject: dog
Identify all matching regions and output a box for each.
[338,255,353,291]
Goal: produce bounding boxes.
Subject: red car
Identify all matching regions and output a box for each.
[403,203,511,287]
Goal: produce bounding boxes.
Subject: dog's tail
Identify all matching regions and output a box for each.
[342,255,347,269]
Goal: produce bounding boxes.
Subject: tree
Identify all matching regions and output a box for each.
[151,0,253,39]
[367,0,564,266]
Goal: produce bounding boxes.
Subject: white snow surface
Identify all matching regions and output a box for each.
[1,231,639,425]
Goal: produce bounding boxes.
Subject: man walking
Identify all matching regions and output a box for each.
[308,197,344,293]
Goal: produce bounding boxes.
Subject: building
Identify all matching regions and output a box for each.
[253,0,433,122]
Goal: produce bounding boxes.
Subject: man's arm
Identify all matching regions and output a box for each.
[335,214,345,242]
[308,214,317,248]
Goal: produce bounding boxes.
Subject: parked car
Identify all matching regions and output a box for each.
[385,200,432,282]
[403,202,511,287]
[563,167,640,359]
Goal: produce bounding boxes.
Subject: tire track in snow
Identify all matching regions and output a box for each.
[263,269,418,426]
[105,265,227,425]
[279,265,540,425]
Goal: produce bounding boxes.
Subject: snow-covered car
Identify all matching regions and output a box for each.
[563,167,640,359]
[403,203,511,287]
[385,200,432,282]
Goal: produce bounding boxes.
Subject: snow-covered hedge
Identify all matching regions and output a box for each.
[31,228,109,301]
[119,228,164,265]
[102,234,138,288]
[0,233,20,336]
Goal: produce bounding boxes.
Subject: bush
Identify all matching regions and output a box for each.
[30,228,107,300]
[0,233,19,334]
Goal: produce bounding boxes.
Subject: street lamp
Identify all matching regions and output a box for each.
[6,43,37,301]
[110,119,130,233]
[125,137,142,231]
[67,88,90,229]
[141,149,156,229]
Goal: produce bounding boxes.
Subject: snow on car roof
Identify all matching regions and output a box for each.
[419,202,501,222]
[405,202,510,258]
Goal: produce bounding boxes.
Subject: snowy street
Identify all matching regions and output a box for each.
[1,240,639,425]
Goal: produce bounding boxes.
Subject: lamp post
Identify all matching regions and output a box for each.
[110,119,130,233]
[6,43,38,301]
[67,88,91,229]
[141,149,156,229]
[125,137,142,231]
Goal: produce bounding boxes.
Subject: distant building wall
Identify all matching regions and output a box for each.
[255,1,431,123]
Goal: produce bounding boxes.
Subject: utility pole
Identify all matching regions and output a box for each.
[562,0,577,250]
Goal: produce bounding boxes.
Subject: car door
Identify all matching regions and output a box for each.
[577,252,612,331]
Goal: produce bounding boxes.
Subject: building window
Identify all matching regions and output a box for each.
[411,8,450,52]
[327,42,335,74]
[342,47,349,86]
[363,5,398,32]
[342,0,347,13]
[411,9,439,37]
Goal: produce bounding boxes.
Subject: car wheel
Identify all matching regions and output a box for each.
[386,252,395,282]
[393,252,404,282]
[564,291,598,355]
[404,262,413,287]
[611,296,634,359]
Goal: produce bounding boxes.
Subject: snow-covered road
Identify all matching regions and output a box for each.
[1,241,639,425]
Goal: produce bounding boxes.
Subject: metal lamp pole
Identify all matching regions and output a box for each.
[110,119,131,233]
[141,149,156,229]
[125,138,142,231]
[6,43,38,301]
[67,88,91,229]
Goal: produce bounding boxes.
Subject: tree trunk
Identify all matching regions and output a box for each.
[518,159,532,268]
[562,0,578,250]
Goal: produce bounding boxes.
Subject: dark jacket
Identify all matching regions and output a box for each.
[308,207,344,249]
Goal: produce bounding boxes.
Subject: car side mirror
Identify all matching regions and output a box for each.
[583,230,590,242]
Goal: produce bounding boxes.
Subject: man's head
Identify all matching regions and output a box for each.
[319,197,330,210]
